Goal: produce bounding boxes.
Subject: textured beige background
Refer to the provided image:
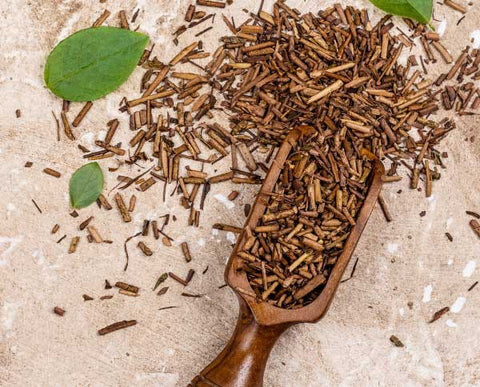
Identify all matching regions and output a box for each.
[1,0,480,386]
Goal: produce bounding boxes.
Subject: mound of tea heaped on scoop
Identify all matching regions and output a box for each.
[239,132,373,308]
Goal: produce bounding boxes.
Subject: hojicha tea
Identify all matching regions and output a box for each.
[238,132,373,309]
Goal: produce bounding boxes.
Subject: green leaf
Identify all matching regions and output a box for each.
[44,26,149,102]
[69,162,104,209]
[369,0,432,24]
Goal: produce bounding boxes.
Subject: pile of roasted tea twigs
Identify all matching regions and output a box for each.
[239,131,373,308]
[66,1,471,307]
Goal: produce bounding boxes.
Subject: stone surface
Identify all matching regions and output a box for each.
[1,0,479,386]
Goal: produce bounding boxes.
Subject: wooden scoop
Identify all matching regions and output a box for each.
[190,125,384,387]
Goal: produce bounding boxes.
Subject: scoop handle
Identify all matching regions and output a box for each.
[190,297,291,387]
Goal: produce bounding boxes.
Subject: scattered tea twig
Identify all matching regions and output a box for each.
[68,236,80,253]
[79,216,94,230]
[43,168,61,178]
[181,242,192,262]
[159,305,178,311]
[157,286,169,296]
[153,273,168,291]
[378,194,393,222]
[444,0,467,13]
[469,220,480,238]
[428,306,449,323]
[181,292,204,297]
[341,257,360,284]
[115,193,132,223]
[137,241,153,256]
[72,102,93,127]
[53,307,65,316]
[389,335,404,347]
[466,211,480,219]
[51,111,60,141]
[98,320,137,335]
[93,9,111,27]
[31,199,42,214]
[115,282,139,293]
[123,232,142,271]
[169,272,188,286]
[468,281,478,291]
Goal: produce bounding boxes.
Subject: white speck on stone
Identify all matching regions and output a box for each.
[226,232,236,244]
[211,229,218,236]
[97,130,107,142]
[422,285,433,303]
[462,260,476,278]
[446,217,454,229]
[105,97,122,117]
[32,249,46,265]
[470,30,480,49]
[6,203,16,218]
[146,210,164,221]
[165,348,175,356]
[80,132,95,148]
[135,0,181,37]
[56,11,82,41]
[397,50,410,66]
[447,259,453,266]
[0,236,23,266]
[438,19,447,37]
[425,198,436,230]
[213,194,235,210]
[387,243,398,254]
[446,319,457,328]
[134,372,179,386]
[451,297,466,313]
[399,308,405,317]
[197,238,205,247]
[32,249,59,279]
[1,302,19,337]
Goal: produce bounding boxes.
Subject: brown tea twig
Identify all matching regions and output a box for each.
[378,193,393,222]
[340,257,360,284]
[470,219,480,238]
[123,232,142,271]
[98,320,137,335]
[428,306,449,323]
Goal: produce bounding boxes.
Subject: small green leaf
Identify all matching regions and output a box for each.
[69,162,104,209]
[44,26,149,102]
[369,0,432,24]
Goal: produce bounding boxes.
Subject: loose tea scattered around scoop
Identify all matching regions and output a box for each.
[47,0,480,320]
